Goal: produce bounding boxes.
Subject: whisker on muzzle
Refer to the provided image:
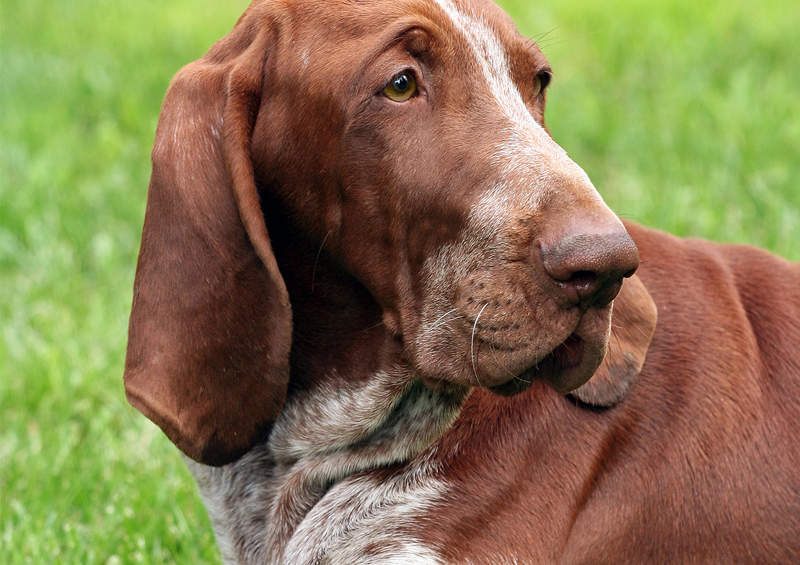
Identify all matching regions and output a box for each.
[430,308,462,330]
[470,303,489,388]
[310,230,331,293]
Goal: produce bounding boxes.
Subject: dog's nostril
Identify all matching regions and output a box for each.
[556,270,603,306]
[564,270,597,287]
[541,231,639,307]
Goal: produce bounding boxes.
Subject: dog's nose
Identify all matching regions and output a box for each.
[541,230,639,308]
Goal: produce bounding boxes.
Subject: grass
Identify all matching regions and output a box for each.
[1,0,797,563]
[509,0,800,256]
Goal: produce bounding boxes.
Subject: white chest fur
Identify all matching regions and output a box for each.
[186,367,466,564]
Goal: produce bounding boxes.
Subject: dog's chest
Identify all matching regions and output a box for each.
[188,371,466,564]
[282,463,448,564]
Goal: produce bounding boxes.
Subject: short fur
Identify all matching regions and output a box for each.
[125,0,800,563]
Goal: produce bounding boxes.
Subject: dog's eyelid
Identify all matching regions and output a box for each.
[537,69,553,91]
[528,68,553,101]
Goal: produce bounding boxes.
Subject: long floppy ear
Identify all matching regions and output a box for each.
[570,274,657,407]
[124,10,291,466]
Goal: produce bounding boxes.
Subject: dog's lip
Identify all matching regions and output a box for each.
[417,302,612,394]
[489,332,585,396]
[544,333,585,371]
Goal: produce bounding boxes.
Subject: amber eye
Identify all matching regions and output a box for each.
[533,70,552,98]
[383,71,418,102]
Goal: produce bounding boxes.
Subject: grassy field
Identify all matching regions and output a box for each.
[1,0,797,563]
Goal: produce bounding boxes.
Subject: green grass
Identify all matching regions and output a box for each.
[510,0,800,255]
[1,0,797,563]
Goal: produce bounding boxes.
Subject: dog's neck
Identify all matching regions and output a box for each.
[267,364,467,558]
[187,220,469,563]
[187,365,467,564]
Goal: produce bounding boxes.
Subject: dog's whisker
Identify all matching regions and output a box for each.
[470,303,489,388]
[358,320,386,333]
[531,27,559,44]
[311,230,331,293]
[430,308,463,330]
[433,317,464,332]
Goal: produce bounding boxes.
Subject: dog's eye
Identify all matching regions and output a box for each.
[383,71,417,102]
[533,70,552,98]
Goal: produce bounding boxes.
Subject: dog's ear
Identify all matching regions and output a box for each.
[570,274,657,407]
[124,8,291,466]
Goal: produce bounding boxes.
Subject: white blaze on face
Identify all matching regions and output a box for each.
[433,0,546,133]
[414,0,627,382]
[431,0,614,220]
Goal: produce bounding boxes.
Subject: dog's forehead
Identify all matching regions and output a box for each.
[434,0,521,35]
[429,0,543,69]
[281,0,533,59]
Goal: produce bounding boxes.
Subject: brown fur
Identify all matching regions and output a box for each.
[422,223,800,562]
[125,0,800,562]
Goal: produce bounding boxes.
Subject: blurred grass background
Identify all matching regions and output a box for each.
[1,0,797,563]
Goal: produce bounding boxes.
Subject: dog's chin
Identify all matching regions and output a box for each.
[489,312,611,397]
[417,305,613,396]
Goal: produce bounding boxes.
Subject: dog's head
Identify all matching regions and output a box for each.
[125,0,656,465]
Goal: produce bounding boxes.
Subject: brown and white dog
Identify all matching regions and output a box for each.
[124,0,800,562]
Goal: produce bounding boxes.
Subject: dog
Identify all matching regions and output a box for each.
[124,0,800,562]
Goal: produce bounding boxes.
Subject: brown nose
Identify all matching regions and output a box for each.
[541,231,639,308]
